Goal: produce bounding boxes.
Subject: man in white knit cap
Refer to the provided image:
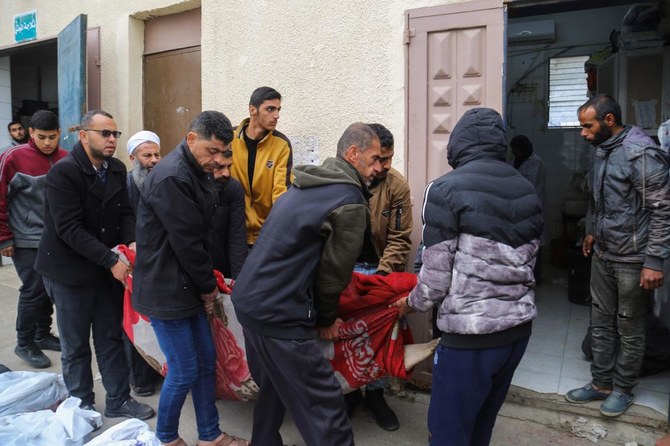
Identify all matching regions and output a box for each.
[125,130,162,397]
[127,131,161,214]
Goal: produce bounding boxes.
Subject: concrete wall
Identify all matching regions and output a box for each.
[0,0,461,168]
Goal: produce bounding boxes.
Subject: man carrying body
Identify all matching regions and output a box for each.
[233,122,382,446]
[123,130,164,398]
[133,111,247,446]
[566,95,670,417]
[209,156,248,279]
[397,108,543,445]
[0,110,67,368]
[231,86,292,246]
[347,123,412,431]
[35,110,154,420]
[1,120,28,153]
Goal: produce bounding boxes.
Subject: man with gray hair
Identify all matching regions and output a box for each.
[232,122,382,446]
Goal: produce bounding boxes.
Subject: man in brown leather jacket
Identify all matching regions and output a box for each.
[347,123,413,431]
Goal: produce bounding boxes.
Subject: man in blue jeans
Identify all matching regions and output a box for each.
[345,123,412,431]
[35,110,154,420]
[133,111,247,446]
[565,95,670,417]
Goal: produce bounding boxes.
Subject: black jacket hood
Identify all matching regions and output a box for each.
[447,108,507,168]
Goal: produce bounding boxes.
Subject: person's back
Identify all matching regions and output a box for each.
[233,156,367,339]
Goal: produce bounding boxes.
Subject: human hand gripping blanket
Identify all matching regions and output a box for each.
[116,245,438,400]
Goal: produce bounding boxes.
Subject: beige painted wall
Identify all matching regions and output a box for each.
[0,0,465,168]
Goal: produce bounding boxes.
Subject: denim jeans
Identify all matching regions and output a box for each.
[13,248,53,346]
[43,276,129,408]
[151,311,221,443]
[353,263,389,391]
[590,256,650,392]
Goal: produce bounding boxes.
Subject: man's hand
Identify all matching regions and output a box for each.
[110,259,131,285]
[0,245,15,257]
[390,295,414,316]
[200,288,219,315]
[582,235,595,257]
[318,318,343,341]
[640,268,664,290]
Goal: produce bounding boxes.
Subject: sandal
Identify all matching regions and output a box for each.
[197,433,250,446]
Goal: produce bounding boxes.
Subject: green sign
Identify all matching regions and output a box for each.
[14,11,37,43]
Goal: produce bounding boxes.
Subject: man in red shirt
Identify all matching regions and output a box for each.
[0,110,68,368]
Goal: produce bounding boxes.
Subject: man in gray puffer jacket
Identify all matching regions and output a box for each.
[566,95,670,418]
[396,107,543,446]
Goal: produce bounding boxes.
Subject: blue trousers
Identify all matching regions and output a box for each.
[428,337,529,446]
[151,311,221,443]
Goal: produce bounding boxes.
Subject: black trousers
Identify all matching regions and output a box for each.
[123,332,161,388]
[243,328,354,446]
[13,248,53,346]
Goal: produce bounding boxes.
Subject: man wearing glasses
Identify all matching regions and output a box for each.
[36,110,154,420]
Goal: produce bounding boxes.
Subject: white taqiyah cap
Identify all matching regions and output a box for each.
[127,130,160,156]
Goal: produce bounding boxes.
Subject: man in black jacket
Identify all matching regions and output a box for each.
[35,110,154,420]
[232,122,382,446]
[133,111,244,446]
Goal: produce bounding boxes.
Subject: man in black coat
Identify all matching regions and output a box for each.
[35,110,154,420]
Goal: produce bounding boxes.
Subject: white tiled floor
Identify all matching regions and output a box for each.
[512,267,670,416]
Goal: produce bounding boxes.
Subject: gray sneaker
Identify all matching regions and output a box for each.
[565,383,610,404]
[14,343,51,368]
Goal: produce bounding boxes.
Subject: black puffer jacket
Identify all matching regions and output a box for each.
[408,108,543,349]
[587,125,670,270]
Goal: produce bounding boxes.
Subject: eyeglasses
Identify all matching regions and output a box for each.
[83,129,122,138]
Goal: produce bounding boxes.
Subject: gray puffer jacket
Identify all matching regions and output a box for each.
[587,126,670,271]
[408,108,543,349]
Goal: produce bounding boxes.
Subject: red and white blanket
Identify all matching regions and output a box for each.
[118,245,416,400]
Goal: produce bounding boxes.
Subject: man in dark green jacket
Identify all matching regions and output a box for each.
[233,122,382,446]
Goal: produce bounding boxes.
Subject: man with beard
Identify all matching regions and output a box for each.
[231,86,292,247]
[35,110,154,420]
[0,110,67,368]
[346,123,412,431]
[209,154,248,279]
[122,130,163,397]
[1,120,28,153]
[565,95,670,417]
[126,131,161,214]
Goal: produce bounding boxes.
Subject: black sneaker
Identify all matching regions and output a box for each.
[14,343,51,368]
[363,388,399,431]
[104,398,155,420]
[131,385,155,397]
[35,333,62,352]
[0,364,11,374]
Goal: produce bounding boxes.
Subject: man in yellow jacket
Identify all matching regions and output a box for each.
[231,87,293,246]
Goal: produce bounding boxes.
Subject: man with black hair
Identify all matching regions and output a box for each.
[133,111,247,446]
[36,110,154,420]
[565,95,670,418]
[0,110,67,368]
[346,123,412,431]
[231,86,292,246]
[1,120,28,153]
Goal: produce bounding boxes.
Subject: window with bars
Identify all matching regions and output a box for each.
[547,55,590,128]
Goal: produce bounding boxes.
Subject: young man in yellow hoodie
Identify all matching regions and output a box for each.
[231,86,292,246]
